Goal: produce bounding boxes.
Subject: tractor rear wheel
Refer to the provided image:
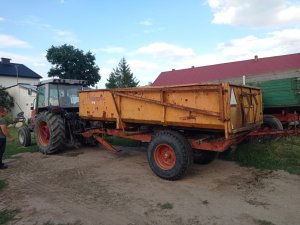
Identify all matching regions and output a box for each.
[34,112,65,154]
[147,130,193,180]
[18,126,31,147]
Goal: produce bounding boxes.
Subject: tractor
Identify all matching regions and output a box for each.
[18,79,94,154]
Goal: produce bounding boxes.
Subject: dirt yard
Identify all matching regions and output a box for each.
[1,146,299,225]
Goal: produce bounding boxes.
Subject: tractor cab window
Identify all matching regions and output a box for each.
[49,84,59,106]
[37,85,46,108]
[58,85,80,107]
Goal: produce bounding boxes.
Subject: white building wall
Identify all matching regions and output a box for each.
[6,86,36,121]
[0,76,39,88]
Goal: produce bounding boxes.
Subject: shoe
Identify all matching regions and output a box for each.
[0,164,8,170]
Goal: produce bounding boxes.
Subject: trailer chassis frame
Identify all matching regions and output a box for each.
[81,128,249,153]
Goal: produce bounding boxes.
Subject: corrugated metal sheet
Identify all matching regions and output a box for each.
[249,78,300,108]
[153,53,300,86]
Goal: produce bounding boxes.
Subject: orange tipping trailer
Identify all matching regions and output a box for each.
[80,83,263,180]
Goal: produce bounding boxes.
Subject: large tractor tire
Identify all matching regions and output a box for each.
[147,130,193,181]
[34,112,65,154]
[263,115,283,130]
[18,126,31,147]
[193,150,218,164]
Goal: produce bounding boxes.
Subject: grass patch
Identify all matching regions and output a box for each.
[223,136,300,175]
[254,219,275,225]
[202,200,209,205]
[4,127,37,160]
[246,198,269,208]
[0,209,20,225]
[105,136,141,147]
[0,180,7,190]
[42,221,82,225]
[158,202,173,209]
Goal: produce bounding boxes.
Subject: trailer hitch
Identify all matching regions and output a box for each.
[81,129,121,153]
[93,135,121,153]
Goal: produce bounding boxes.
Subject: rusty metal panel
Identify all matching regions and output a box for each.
[79,83,263,138]
[79,90,117,121]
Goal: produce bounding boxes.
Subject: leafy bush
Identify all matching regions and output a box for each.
[0,86,14,109]
[3,114,13,125]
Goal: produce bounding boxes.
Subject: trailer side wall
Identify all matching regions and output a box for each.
[79,83,262,138]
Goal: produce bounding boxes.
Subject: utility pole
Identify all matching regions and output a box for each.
[15,64,19,84]
[15,64,20,108]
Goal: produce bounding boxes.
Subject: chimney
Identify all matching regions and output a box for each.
[254,55,258,62]
[1,58,11,64]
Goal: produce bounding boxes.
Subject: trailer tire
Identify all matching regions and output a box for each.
[147,130,193,181]
[34,112,65,154]
[263,115,283,130]
[193,150,218,164]
[18,126,31,147]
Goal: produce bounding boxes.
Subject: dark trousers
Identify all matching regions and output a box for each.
[0,138,6,165]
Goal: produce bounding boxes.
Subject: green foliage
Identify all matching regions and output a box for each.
[246,198,269,208]
[42,221,82,225]
[105,57,139,88]
[0,209,20,225]
[4,128,37,160]
[224,136,300,175]
[3,114,13,125]
[46,44,100,86]
[202,200,209,205]
[0,180,7,190]
[254,219,275,225]
[157,202,173,209]
[0,86,14,110]
[105,136,141,147]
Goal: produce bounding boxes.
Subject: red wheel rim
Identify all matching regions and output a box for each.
[154,144,176,170]
[38,121,50,146]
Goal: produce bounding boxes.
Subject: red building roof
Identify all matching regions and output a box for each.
[153,53,300,86]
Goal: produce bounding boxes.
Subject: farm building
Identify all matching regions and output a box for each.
[153,53,300,86]
[0,58,42,87]
[5,84,37,121]
[0,57,42,120]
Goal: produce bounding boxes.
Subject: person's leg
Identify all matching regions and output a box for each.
[0,138,7,168]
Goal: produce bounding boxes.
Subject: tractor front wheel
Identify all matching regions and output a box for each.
[34,112,65,154]
[18,126,31,147]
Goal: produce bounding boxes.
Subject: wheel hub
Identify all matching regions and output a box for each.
[38,121,50,146]
[154,144,176,170]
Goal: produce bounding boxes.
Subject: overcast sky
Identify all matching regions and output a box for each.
[1,0,300,87]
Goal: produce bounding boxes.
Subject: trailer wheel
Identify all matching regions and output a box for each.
[263,115,283,130]
[193,150,218,164]
[260,115,283,142]
[18,126,31,147]
[147,130,193,181]
[34,112,65,154]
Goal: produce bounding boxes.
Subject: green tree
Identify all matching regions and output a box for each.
[0,86,14,109]
[46,44,100,86]
[105,57,139,88]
